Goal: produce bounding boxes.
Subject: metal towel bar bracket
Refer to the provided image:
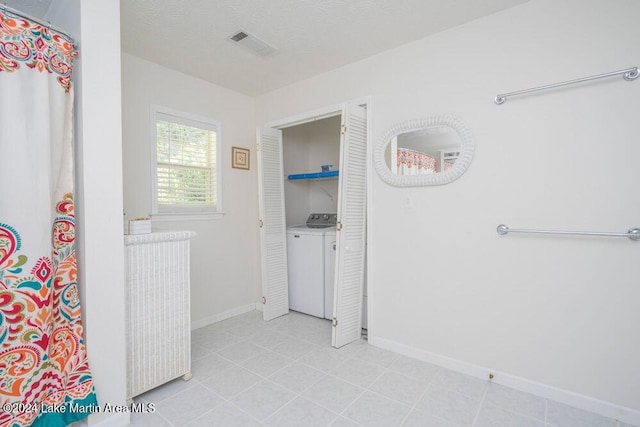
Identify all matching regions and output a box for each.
[496,224,640,241]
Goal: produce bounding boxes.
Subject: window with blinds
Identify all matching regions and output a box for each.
[152,108,221,217]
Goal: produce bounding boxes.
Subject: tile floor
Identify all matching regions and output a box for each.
[129,310,636,427]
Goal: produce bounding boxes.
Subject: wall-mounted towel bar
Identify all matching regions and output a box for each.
[496,224,640,241]
[494,66,638,105]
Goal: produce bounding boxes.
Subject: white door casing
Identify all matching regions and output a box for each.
[257,127,289,321]
[257,101,368,339]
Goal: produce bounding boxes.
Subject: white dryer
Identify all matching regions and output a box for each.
[286,213,337,319]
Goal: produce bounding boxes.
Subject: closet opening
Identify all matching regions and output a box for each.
[257,101,369,348]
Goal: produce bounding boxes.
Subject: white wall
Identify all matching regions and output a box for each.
[121,54,261,326]
[48,0,128,425]
[283,115,341,225]
[255,0,640,415]
[307,116,341,214]
[283,125,311,226]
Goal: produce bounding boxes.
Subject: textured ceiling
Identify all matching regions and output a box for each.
[121,0,530,96]
[3,0,530,96]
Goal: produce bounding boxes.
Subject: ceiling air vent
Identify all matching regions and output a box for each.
[230,32,248,42]
[227,30,277,58]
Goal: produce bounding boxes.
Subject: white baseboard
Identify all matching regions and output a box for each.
[373,337,640,426]
[191,303,257,330]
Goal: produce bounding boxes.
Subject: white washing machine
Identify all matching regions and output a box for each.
[287,213,337,319]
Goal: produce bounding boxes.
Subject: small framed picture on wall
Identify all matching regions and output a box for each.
[232,146,250,170]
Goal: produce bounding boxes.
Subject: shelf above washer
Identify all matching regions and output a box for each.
[287,171,339,181]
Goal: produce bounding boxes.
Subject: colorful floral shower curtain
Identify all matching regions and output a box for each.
[0,9,97,427]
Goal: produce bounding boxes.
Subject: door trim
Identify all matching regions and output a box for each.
[265,103,344,130]
[261,98,373,344]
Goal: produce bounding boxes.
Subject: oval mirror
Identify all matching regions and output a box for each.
[374,116,474,187]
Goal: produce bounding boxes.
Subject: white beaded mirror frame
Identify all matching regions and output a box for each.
[374,116,474,187]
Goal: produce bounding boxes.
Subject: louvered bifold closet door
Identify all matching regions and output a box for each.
[257,127,289,321]
[332,103,367,348]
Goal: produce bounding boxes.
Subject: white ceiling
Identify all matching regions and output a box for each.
[120,0,529,96]
[5,0,530,96]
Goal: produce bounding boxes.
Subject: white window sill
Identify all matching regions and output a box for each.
[151,211,226,222]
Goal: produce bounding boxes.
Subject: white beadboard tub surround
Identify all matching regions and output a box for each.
[124,230,196,399]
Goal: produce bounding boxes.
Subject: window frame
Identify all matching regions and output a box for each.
[150,105,224,221]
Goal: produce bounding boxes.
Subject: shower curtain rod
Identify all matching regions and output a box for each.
[1,3,76,46]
